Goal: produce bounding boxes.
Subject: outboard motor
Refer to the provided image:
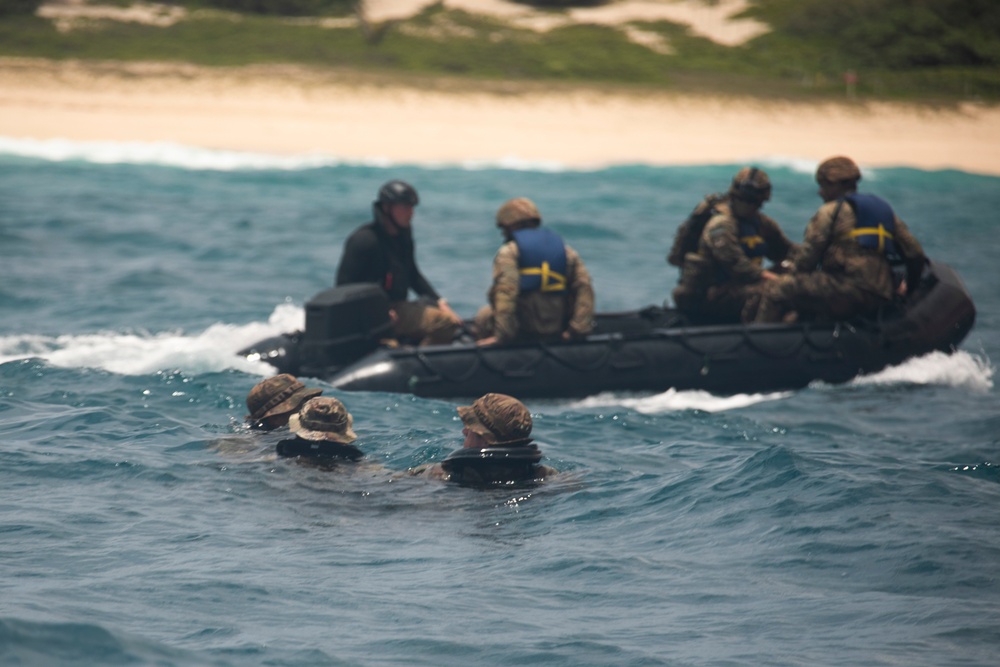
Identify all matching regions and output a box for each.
[298,284,393,378]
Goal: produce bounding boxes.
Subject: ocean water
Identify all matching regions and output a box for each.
[1,138,998,667]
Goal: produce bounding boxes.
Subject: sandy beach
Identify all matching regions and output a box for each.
[2,57,999,175]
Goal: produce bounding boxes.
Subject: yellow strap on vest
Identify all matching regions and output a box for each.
[848,225,895,253]
[520,261,567,292]
[740,234,765,250]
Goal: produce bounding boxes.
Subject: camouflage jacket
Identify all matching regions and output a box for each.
[680,203,795,292]
[790,196,926,300]
[489,241,595,344]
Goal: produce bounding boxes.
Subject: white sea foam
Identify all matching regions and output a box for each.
[0,304,304,377]
[0,136,814,173]
[0,136,584,172]
[851,350,994,392]
[0,137,349,171]
[571,388,791,414]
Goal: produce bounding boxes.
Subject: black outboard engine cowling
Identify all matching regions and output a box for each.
[299,284,393,378]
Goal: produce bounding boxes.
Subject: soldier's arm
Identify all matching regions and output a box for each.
[565,247,595,337]
[791,203,838,273]
[492,243,521,343]
[704,217,763,283]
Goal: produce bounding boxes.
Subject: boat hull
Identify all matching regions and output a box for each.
[240,261,976,399]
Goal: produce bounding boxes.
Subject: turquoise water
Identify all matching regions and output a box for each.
[1,140,998,666]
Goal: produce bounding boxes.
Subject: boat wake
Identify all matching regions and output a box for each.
[850,349,994,392]
[571,388,791,414]
[0,304,303,377]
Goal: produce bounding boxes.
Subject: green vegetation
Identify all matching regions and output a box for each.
[0,0,42,16]
[2,0,998,102]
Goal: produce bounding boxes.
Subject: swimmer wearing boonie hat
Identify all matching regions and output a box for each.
[245,374,322,431]
[276,396,364,462]
[404,393,556,487]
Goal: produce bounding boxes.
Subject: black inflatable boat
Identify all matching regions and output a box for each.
[238,260,976,399]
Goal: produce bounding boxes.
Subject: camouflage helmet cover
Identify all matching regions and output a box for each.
[815,156,862,184]
[729,166,772,204]
[495,197,541,229]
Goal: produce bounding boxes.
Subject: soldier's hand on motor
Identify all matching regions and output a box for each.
[476,336,498,347]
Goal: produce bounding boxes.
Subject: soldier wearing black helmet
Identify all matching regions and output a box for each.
[336,180,462,346]
[754,156,927,323]
[671,167,796,323]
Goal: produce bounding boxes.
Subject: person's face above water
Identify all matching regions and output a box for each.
[462,425,489,449]
[388,203,414,229]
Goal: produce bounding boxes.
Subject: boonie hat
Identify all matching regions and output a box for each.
[457,393,533,446]
[816,156,862,184]
[289,396,358,444]
[496,198,541,228]
[246,374,322,424]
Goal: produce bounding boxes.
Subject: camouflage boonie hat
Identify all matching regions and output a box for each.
[457,393,533,446]
[289,396,358,444]
[245,374,322,424]
[729,166,771,203]
[816,156,862,184]
[496,198,541,228]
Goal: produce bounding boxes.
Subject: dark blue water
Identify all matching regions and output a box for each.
[1,142,997,666]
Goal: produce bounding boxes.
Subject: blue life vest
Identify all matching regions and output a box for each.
[512,228,568,293]
[845,193,898,257]
[738,218,767,266]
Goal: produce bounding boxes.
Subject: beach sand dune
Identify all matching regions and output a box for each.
[1,57,999,175]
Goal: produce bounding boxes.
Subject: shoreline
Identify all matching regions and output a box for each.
[2,58,1000,176]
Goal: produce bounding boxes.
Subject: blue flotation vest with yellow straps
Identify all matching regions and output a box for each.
[512,228,568,293]
[844,193,898,257]
[738,218,768,266]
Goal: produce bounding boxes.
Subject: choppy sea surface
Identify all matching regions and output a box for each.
[1,138,998,667]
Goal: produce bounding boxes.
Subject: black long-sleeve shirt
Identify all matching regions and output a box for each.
[335,220,440,303]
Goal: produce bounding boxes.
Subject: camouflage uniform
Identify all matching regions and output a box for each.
[755,157,927,323]
[672,200,795,322]
[474,241,595,344]
[755,199,926,322]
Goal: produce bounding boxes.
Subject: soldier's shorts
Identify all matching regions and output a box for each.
[391,300,458,346]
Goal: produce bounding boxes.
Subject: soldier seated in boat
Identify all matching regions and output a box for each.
[473,197,595,346]
[754,156,927,324]
[335,179,462,346]
[245,374,322,431]
[275,396,366,464]
[406,393,556,487]
[671,167,796,323]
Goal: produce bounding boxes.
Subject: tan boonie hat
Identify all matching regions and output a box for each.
[245,374,322,424]
[457,393,533,446]
[496,197,541,229]
[816,156,862,184]
[289,397,358,444]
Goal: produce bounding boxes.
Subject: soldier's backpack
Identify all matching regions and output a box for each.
[667,193,726,267]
